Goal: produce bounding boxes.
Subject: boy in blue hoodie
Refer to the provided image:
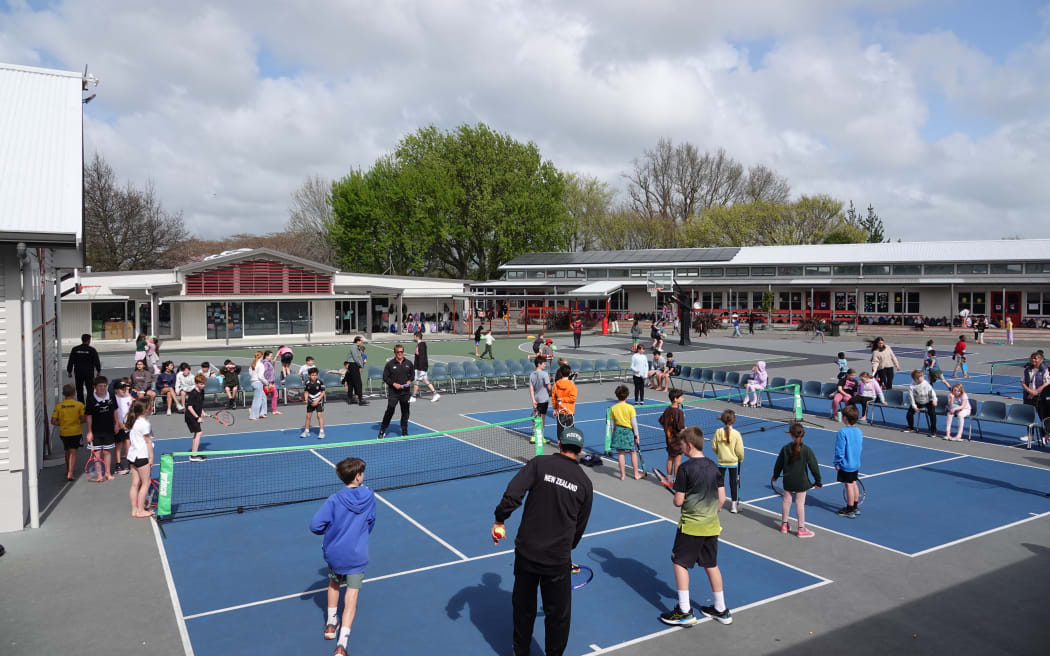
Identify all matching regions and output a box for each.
[310,457,376,655]
[834,405,864,519]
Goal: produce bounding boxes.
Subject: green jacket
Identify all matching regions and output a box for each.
[772,442,822,492]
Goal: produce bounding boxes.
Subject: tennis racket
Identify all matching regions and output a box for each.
[570,563,593,590]
[147,478,160,510]
[209,409,235,427]
[555,408,574,428]
[84,449,105,482]
[770,478,783,496]
[843,477,867,506]
[652,467,674,493]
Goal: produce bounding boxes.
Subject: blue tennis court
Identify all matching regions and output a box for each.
[468,401,1050,557]
[153,420,828,655]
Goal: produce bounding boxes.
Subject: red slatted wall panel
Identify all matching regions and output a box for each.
[184,260,331,295]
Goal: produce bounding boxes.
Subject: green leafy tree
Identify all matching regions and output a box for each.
[845,200,887,242]
[331,124,569,279]
[563,172,614,251]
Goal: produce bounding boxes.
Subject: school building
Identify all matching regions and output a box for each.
[471,241,1050,329]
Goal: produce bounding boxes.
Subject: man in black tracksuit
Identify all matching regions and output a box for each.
[345,336,368,405]
[492,427,593,656]
[378,344,414,439]
[67,333,102,403]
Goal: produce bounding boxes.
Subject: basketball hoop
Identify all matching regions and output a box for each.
[646,277,668,299]
[647,283,660,298]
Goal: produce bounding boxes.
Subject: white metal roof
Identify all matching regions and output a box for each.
[0,63,84,243]
[569,280,624,296]
[728,240,1050,266]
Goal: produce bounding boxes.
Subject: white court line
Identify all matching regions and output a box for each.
[151,418,386,442]
[309,448,469,560]
[858,455,968,479]
[151,518,196,656]
[183,518,665,621]
[585,579,833,655]
[740,502,914,557]
[908,509,1050,558]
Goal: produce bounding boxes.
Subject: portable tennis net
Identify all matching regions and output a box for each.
[157,417,543,519]
[605,384,803,452]
[989,359,1028,396]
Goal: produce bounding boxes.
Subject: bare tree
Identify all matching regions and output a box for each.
[84,153,189,271]
[740,164,791,204]
[286,174,336,266]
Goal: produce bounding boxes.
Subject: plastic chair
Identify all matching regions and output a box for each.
[477,361,497,389]
[203,376,224,407]
[324,372,346,399]
[461,362,484,391]
[578,360,595,381]
[763,377,788,408]
[282,375,304,404]
[606,358,625,381]
[238,371,252,407]
[448,363,466,394]
[820,382,839,399]
[429,364,451,394]
[366,366,384,396]
[492,360,512,388]
[799,381,823,412]
[1004,403,1041,448]
[726,372,741,387]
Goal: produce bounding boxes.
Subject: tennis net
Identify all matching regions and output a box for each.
[157,417,542,519]
[989,359,1028,395]
[605,384,802,452]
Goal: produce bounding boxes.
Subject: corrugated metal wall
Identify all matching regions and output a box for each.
[0,258,9,471]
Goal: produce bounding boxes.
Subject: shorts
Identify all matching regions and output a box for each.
[610,424,636,451]
[130,457,149,468]
[837,469,859,484]
[328,569,365,589]
[534,401,549,416]
[671,530,719,569]
[280,353,294,365]
[414,370,430,383]
[475,339,481,346]
[114,429,128,444]
[91,433,115,449]
[929,369,943,383]
[224,384,238,392]
[665,436,683,457]
[185,417,202,434]
[306,401,325,414]
[60,435,82,450]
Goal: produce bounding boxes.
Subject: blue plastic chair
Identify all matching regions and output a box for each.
[282,375,304,404]
[477,361,497,389]
[492,360,512,388]
[366,365,384,396]
[578,360,595,381]
[429,364,451,394]
[448,363,466,394]
[323,372,346,399]
[1004,403,1041,447]
[238,371,252,407]
[461,362,484,391]
[203,376,224,407]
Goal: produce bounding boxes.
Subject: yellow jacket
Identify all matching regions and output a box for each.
[712,427,744,466]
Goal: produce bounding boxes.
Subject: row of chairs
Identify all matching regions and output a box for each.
[363,359,626,394]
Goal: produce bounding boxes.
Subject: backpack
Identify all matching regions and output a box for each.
[579,453,602,467]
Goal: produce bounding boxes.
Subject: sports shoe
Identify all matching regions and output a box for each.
[836,506,852,516]
[408,396,417,404]
[851,505,861,516]
[177,403,185,412]
[318,430,326,440]
[431,393,441,402]
[166,408,171,416]
[698,605,733,625]
[300,430,309,439]
[903,427,915,433]
[729,501,738,513]
[797,527,815,538]
[377,431,386,440]
[324,623,338,640]
[188,454,206,462]
[659,607,698,626]
[780,521,789,534]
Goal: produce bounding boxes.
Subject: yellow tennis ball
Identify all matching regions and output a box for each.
[493,525,506,539]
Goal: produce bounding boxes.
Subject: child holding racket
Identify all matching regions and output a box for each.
[185,374,207,462]
[712,410,745,513]
[124,399,155,518]
[310,457,376,656]
[834,405,864,518]
[772,423,822,537]
[302,368,327,439]
[609,385,643,481]
[660,426,732,627]
[659,389,685,481]
[551,363,577,442]
[85,376,118,481]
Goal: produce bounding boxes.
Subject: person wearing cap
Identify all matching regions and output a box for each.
[539,338,555,361]
[492,425,593,656]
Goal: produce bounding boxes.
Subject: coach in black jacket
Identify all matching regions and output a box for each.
[377,344,414,439]
[492,426,593,656]
[67,333,102,403]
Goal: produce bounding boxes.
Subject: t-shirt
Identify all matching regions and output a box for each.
[127,417,151,461]
[833,425,864,472]
[86,393,118,436]
[923,355,939,372]
[51,398,84,437]
[413,341,429,372]
[658,406,684,440]
[529,369,551,404]
[610,401,636,428]
[115,393,133,426]
[837,359,849,373]
[156,372,176,391]
[305,380,326,406]
[572,321,582,335]
[484,333,494,346]
[672,457,723,537]
[186,388,204,419]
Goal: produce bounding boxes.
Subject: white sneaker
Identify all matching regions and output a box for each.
[431,393,441,402]
[300,430,309,439]
[730,501,739,514]
[166,408,171,416]
[177,403,185,412]
[408,396,417,404]
[318,430,325,440]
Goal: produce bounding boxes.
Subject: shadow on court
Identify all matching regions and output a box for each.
[588,546,677,613]
[446,572,540,656]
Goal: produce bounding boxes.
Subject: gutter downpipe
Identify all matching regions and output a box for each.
[18,243,41,529]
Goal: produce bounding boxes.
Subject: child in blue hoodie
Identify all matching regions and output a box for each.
[833,405,864,519]
[310,457,376,655]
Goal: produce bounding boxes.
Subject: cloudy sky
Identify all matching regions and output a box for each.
[2,0,1048,240]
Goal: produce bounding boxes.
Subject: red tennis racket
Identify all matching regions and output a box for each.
[84,449,105,482]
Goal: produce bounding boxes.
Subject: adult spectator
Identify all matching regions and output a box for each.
[346,336,368,406]
[869,336,901,391]
[66,333,101,403]
[492,426,593,656]
[377,344,414,439]
[1022,352,1050,424]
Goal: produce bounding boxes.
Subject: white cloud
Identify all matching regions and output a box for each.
[0,0,1047,240]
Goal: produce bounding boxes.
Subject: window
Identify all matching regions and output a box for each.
[835,292,857,311]
[526,270,545,279]
[990,263,1023,274]
[750,266,776,276]
[505,270,524,279]
[566,270,584,279]
[924,264,954,275]
[700,267,724,278]
[957,263,988,274]
[865,264,891,276]
[778,266,803,277]
[863,292,888,313]
[649,269,673,280]
[958,292,986,315]
[833,265,860,276]
[863,292,875,313]
[727,291,749,309]
[588,269,606,279]
[279,302,312,334]
[892,264,922,276]
[779,291,802,310]
[724,267,749,277]
[700,291,723,309]
[1025,263,1050,274]
[676,268,699,277]
[629,269,647,278]
[1027,292,1050,315]
[804,266,831,276]
[207,302,243,340]
[243,302,278,336]
[550,270,565,278]
[752,291,764,309]
[90,301,128,340]
[607,269,629,278]
[894,292,920,314]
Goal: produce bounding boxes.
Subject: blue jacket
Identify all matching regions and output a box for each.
[310,486,376,575]
[834,426,863,472]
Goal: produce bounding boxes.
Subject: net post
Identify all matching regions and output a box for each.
[792,384,803,421]
[533,416,543,456]
[604,407,612,453]
[157,453,174,517]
